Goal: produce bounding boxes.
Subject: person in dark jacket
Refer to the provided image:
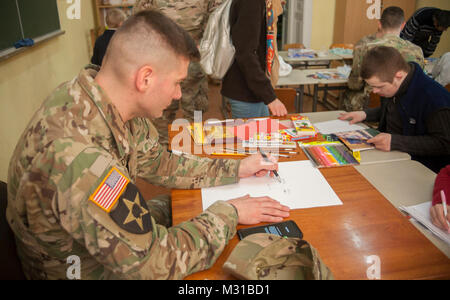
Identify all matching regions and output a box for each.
[400,7,450,58]
[221,0,287,119]
[91,8,127,66]
[339,46,450,173]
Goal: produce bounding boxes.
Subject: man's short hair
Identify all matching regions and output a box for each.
[361,46,409,83]
[380,6,405,30]
[434,9,450,29]
[106,8,127,29]
[115,10,200,62]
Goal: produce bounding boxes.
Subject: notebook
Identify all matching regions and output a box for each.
[399,202,450,245]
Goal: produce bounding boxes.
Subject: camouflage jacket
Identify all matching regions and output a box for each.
[348,33,425,92]
[7,65,240,280]
[133,0,225,43]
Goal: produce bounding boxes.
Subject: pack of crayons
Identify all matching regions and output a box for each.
[301,142,360,168]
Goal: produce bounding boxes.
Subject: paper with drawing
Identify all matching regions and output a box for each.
[201,161,343,210]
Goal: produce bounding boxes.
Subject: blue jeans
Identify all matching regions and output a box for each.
[225,97,270,119]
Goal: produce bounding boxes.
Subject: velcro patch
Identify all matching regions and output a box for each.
[89,167,130,212]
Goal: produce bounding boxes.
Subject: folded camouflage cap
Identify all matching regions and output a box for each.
[223,233,334,280]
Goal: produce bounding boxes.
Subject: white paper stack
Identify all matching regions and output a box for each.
[399,202,450,245]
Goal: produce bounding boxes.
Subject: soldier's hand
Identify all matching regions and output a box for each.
[338,111,367,125]
[238,153,278,178]
[228,195,290,225]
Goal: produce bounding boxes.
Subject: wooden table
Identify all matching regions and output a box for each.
[355,160,450,258]
[169,123,450,280]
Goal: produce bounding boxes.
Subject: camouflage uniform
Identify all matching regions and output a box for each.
[344,33,425,111]
[223,233,334,280]
[7,65,241,280]
[133,0,225,145]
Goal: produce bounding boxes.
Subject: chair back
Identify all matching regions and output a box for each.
[330,43,354,50]
[274,88,297,113]
[0,181,26,279]
[283,43,305,51]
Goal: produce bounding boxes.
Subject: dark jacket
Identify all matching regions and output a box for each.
[91,30,116,66]
[400,7,444,58]
[365,62,450,172]
[221,0,277,105]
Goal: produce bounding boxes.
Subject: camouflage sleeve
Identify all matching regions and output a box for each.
[132,0,154,14]
[347,44,366,91]
[207,0,226,13]
[55,144,238,279]
[134,119,241,189]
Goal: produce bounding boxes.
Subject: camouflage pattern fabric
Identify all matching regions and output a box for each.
[134,0,224,145]
[223,233,334,280]
[7,65,242,280]
[344,34,425,111]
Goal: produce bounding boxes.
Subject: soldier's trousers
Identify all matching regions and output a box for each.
[154,61,208,145]
[343,89,370,112]
[146,194,172,228]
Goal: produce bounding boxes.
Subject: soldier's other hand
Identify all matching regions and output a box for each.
[238,153,278,178]
[338,111,367,125]
[228,195,290,225]
[268,99,288,117]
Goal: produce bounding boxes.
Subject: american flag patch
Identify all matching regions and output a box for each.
[89,167,130,212]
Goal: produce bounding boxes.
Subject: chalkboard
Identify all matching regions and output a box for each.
[0,0,61,52]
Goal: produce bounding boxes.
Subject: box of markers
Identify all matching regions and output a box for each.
[300,141,360,168]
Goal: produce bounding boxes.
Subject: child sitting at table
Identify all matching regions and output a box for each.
[91,8,127,66]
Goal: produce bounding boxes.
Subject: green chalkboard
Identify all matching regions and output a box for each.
[0,0,61,52]
[0,0,22,51]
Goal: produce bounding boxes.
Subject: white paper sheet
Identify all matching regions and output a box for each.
[201,161,343,210]
[313,119,366,134]
[400,202,450,245]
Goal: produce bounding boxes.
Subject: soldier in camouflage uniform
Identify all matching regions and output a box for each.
[344,7,425,112]
[7,11,289,280]
[133,0,225,145]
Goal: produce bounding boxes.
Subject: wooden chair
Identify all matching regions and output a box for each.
[0,181,26,280]
[446,84,450,92]
[282,43,305,51]
[368,92,381,108]
[274,88,298,113]
[330,43,354,50]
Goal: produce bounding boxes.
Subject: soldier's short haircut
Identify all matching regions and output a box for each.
[117,9,200,62]
[434,9,450,29]
[361,46,409,83]
[380,6,405,30]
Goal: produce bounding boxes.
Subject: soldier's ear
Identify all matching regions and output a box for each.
[135,65,153,92]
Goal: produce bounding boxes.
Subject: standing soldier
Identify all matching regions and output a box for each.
[344,6,424,112]
[133,0,225,145]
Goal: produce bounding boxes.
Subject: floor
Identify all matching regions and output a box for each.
[138,81,333,203]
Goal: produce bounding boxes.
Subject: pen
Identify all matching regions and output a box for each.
[258,147,282,183]
[441,190,449,228]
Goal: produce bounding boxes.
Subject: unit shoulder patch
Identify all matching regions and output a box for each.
[109,183,152,234]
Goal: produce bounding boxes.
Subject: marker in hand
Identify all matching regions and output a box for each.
[258,147,282,183]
